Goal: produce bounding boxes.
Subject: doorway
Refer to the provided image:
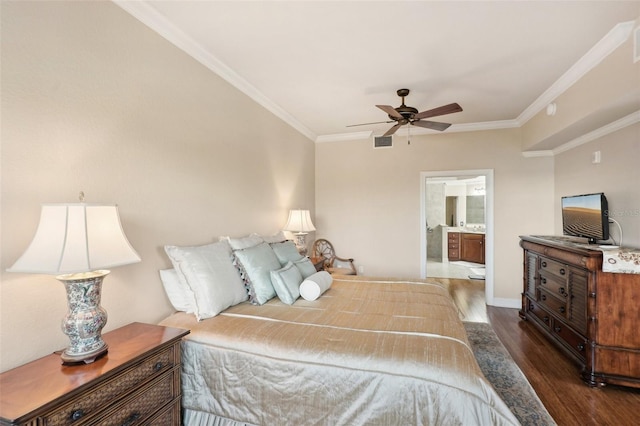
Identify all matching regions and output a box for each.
[420,169,494,305]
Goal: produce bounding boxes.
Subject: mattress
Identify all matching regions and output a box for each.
[160,276,519,425]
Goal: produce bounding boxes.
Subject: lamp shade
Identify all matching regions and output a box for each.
[8,204,141,275]
[283,209,316,233]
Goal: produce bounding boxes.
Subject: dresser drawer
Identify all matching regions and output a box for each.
[93,370,178,426]
[41,345,177,425]
[539,257,568,279]
[526,298,551,330]
[539,271,568,300]
[551,321,587,362]
[538,288,567,318]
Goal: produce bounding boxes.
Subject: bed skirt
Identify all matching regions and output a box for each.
[184,409,255,426]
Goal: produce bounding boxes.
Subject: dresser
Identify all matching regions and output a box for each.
[0,322,190,425]
[519,236,640,388]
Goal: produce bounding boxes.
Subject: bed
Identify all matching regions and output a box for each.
[159,248,519,426]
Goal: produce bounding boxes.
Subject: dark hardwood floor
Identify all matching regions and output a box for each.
[436,277,640,426]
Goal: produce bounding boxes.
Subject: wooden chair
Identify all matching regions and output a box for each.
[311,239,357,275]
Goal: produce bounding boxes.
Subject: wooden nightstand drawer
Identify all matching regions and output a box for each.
[144,399,181,425]
[93,370,178,426]
[40,346,177,425]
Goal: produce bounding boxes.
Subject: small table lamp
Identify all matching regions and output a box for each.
[284,209,316,256]
[8,203,141,364]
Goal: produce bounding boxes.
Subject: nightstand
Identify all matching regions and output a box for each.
[0,322,189,426]
[310,256,326,272]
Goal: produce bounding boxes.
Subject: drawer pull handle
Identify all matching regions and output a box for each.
[559,287,565,294]
[554,326,561,333]
[70,409,84,421]
[121,412,141,426]
[153,361,164,372]
[560,268,566,275]
[541,278,547,285]
[543,316,549,323]
[541,294,547,301]
[541,261,547,268]
[559,306,566,314]
[577,343,585,352]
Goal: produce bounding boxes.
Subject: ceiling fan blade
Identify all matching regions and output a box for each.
[411,120,452,132]
[383,123,403,136]
[346,120,395,128]
[376,105,404,120]
[414,103,462,120]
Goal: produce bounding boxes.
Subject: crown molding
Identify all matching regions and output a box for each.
[113,1,317,142]
[521,109,640,157]
[552,109,640,155]
[521,150,554,158]
[316,131,373,143]
[516,20,635,126]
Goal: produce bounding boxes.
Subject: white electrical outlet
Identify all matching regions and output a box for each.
[358,265,365,274]
[592,151,601,164]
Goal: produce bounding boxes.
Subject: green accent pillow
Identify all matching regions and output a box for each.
[234,242,282,305]
[270,261,303,305]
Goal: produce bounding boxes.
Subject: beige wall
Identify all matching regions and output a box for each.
[315,128,555,301]
[554,124,640,247]
[1,2,314,371]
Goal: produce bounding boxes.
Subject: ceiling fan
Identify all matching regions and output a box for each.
[348,89,462,136]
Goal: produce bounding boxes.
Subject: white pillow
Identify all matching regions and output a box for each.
[159,268,196,313]
[270,261,303,305]
[164,241,248,320]
[294,257,317,279]
[234,242,282,305]
[261,231,287,243]
[224,234,264,250]
[299,271,333,301]
[270,240,303,266]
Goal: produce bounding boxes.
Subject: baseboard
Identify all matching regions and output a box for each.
[488,298,521,309]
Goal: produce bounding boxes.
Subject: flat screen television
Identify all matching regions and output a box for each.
[561,192,609,244]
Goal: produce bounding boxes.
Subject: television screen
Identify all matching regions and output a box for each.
[561,193,609,243]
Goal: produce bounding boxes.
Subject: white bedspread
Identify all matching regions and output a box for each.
[160,276,519,425]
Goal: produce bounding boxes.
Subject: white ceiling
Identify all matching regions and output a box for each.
[116,1,640,142]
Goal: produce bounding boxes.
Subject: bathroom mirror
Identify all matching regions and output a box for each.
[466,195,485,224]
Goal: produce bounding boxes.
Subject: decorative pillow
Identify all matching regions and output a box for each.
[294,257,317,279]
[164,241,247,320]
[159,268,196,313]
[270,261,303,305]
[299,271,333,301]
[234,242,282,305]
[270,240,303,266]
[261,230,287,244]
[223,234,264,250]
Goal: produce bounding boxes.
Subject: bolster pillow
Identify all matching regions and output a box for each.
[299,271,333,301]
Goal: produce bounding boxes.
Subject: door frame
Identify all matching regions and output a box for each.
[420,169,495,306]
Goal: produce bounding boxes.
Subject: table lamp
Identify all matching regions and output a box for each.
[7,202,141,364]
[284,209,316,256]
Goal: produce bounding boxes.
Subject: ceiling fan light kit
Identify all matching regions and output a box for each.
[349,88,463,137]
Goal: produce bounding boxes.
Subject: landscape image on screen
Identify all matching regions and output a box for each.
[562,194,604,240]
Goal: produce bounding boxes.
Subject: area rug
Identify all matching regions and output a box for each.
[464,321,556,426]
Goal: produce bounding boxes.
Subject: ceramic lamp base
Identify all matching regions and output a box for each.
[57,270,110,364]
[294,233,309,256]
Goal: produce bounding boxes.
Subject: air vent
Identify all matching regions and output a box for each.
[373,135,393,149]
